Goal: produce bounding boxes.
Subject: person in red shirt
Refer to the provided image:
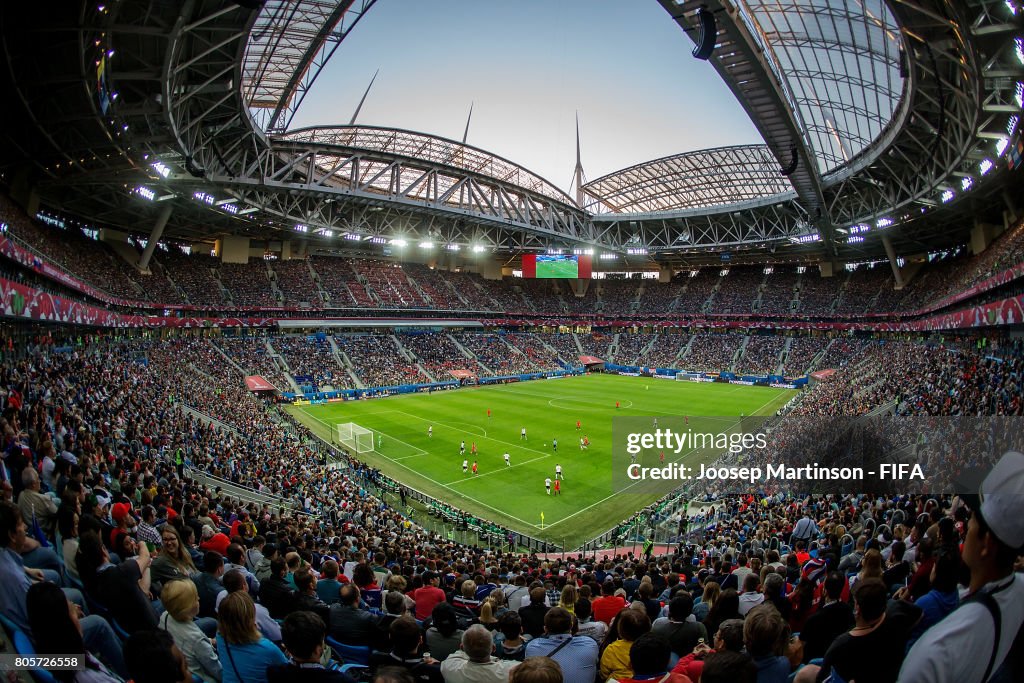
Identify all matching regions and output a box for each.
[413,571,447,621]
[592,580,628,624]
[198,525,231,556]
[472,461,479,476]
[553,479,560,495]
[576,420,581,431]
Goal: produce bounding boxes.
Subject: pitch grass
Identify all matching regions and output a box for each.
[288,374,794,549]
[536,260,580,278]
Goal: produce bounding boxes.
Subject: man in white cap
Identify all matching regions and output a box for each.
[899,450,1024,683]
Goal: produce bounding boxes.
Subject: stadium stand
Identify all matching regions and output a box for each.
[336,334,428,387]
[683,333,744,373]
[735,335,786,375]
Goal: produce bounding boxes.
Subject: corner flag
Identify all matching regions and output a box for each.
[540,511,545,529]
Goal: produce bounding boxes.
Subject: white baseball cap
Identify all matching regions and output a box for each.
[978,451,1024,550]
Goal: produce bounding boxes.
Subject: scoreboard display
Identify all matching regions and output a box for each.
[522,254,592,279]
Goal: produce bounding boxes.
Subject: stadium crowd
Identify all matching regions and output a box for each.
[272,337,345,390]
[735,336,786,376]
[337,335,428,388]
[683,334,743,373]
[0,329,1021,683]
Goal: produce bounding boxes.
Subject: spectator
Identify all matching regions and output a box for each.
[671,618,744,683]
[158,578,222,682]
[369,617,444,683]
[592,580,627,625]
[152,525,197,586]
[414,571,446,621]
[493,611,527,661]
[900,451,1024,683]
[195,551,226,619]
[76,529,158,633]
[294,568,331,622]
[600,608,651,681]
[508,657,561,683]
[901,548,960,651]
[742,604,790,683]
[218,569,280,642]
[518,586,550,639]
[425,601,464,663]
[692,581,719,623]
[440,624,519,683]
[607,632,692,683]
[524,607,599,683]
[268,610,356,683]
[260,556,298,619]
[124,630,192,683]
[329,583,385,648]
[737,573,764,616]
[701,650,757,683]
[216,592,288,683]
[18,466,56,539]
[574,598,608,643]
[809,578,920,683]
[797,572,852,664]
[652,594,707,659]
[317,559,345,605]
[26,581,122,682]
[702,589,741,639]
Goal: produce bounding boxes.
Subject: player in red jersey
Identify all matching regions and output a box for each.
[553,479,561,495]
[615,401,620,409]
[472,461,479,476]
[660,451,665,464]
[487,409,491,419]
[471,442,478,455]
[576,420,581,431]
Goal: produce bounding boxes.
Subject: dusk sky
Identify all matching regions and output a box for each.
[291,0,763,193]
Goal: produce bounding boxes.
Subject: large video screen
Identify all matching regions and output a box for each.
[522,254,592,279]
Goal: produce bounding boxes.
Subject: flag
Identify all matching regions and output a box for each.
[540,511,545,526]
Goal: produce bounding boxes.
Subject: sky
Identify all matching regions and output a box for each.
[290,0,763,193]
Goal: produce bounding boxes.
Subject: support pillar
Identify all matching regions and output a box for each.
[881,235,904,289]
[138,204,172,271]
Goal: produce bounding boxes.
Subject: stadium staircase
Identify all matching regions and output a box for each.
[636,335,660,366]
[308,261,330,304]
[751,271,771,312]
[405,271,432,306]
[572,333,584,354]
[391,335,415,362]
[210,342,246,377]
[208,267,231,304]
[265,339,302,393]
[180,403,240,436]
[731,336,751,372]
[267,264,284,304]
[328,337,365,389]
[608,333,621,362]
[447,333,493,375]
[776,338,793,375]
[498,335,542,372]
[678,334,697,364]
[702,275,722,314]
[809,339,836,372]
[536,335,564,361]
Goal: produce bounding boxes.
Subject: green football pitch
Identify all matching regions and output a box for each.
[536,259,579,278]
[288,374,795,549]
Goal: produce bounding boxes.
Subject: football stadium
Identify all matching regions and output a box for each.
[0,1,1023,682]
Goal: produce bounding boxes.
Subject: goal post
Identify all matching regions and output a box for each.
[336,422,374,454]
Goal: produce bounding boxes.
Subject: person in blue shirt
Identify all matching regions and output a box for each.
[217,591,288,683]
[900,547,959,652]
[524,607,598,683]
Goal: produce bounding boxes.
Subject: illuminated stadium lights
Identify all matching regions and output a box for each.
[446,244,461,252]
[369,237,387,245]
[996,137,1010,156]
[1008,115,1020,135]
[847,236,865,244]
[315,228,333,237]
[599,253,617,260]
[572,248,594,255]
[1009,1,1019,15]
[1017,37,1024,64]
[221,203,238,215]
[789,233,821,244]
[626,248,648,255]
[390,238,408,247]
[193,191,215,205]
[419,241,434,249]
[941,189,955,203]
[961,176,974,192]
[849,224,871,235]
[980,159,994,175]
[135,186,156,201]
[1016,81,1023,108]
[342,232,361,241]
[472,245,486,253]
[294,224,308,233]
[151,161,171,178]
[876,217,894,229]
[545,248,563,255]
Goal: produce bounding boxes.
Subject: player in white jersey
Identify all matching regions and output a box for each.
[521,427,527,440]
[555,464,563,480]
[504,452,511,466]
[427,426,432,437]
[462,459,469,474]
[459,440,466,455]
[544,477,552,494]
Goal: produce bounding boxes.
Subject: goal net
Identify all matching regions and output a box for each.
[337,422,374,454]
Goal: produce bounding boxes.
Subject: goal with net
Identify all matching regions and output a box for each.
[336,422,375,454]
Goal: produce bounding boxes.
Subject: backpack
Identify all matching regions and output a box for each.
[973,588,1023,683]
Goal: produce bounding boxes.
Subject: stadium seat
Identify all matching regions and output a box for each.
[325,637,372,666]
[0,613,57,683]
